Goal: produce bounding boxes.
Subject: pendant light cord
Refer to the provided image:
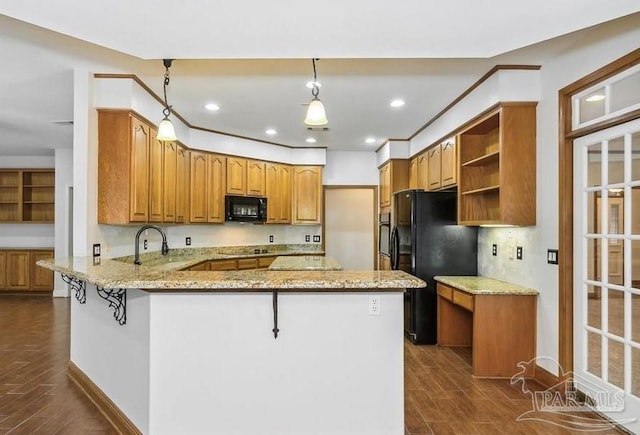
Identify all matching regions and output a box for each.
[162,59,173,117]
[311,58,319,98]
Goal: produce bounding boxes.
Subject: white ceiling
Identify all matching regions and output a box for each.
[0,2,639,156]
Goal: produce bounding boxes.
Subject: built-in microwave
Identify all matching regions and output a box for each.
[225,195,267,223]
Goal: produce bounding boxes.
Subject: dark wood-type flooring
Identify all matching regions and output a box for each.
[0,296,624,434]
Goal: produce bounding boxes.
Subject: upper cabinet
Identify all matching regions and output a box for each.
[417,153,429,191]
[458,103,536,226]
[226,158,266,197]
[408,158,418,189]
[175,145,190,223]
[0,169,55,223]
[440,139,457,188]
[292,166,323,225]
[189,152,225,223]
[379,160,409,212]
[427,144,442,191]
[265,163,291,224]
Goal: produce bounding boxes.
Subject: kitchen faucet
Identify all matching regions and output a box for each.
[134,224,169,265]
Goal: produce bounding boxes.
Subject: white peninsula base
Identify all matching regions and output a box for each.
[70,285,405,434]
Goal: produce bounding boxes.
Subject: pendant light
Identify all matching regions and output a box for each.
[157,59,177,142]
[304,58,328,126]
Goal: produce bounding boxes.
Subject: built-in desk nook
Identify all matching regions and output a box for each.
[434,276,538,379]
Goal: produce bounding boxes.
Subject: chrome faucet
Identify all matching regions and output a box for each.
[134,224,169,265]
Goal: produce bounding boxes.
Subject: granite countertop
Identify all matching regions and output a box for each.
[268,255,343,271]
[39,254,425,292]
[434,276,538,295]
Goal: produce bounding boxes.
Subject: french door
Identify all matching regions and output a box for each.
[574,118,640,432]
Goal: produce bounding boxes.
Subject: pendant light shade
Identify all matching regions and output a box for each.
[157,116,177,141]
[304,59,328,127]
[157,59,178,142]
[304,97,328,126]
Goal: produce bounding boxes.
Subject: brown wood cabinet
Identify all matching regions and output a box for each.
[246,160,266,196]
[408,158,418,189]
[0,249,53,292]
[265,163,291,224]
[417,153,429,191]
[436,281,536,378]
[189,152,225,223]
[226,157,247,195]
[148,129,164,222]
[440,138,457,188]
[378,254,391,271]
[292,166,323,225]
[191,256,278,271]
[0,169,55,223]
[427,144,442,191]
[378,160,409,212]
[175,145,190,223]
[162,142,177,222]
[458,103,536,226]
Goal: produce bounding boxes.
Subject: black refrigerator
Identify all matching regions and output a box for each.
[390,189,477,344]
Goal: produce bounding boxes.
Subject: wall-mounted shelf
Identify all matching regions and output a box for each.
[0,169,55,223]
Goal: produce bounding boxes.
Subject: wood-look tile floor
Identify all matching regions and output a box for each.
[0,296,624,434]
[404,342,625,435]
[0,296,117,434]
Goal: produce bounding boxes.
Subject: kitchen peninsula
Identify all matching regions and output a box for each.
[39,249,424,435]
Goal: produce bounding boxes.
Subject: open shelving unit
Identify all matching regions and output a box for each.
[457,104,536,226]
[0,169,55,223]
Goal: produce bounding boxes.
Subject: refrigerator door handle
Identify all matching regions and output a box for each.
[390,227,399,270]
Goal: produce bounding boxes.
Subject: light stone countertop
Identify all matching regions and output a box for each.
[268,255,343,271]
[434,276,538,295]
[39,251,425,292]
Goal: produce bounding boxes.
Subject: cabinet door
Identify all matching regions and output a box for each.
[279,165,291,223]
[417,153,429,190]
[162,142,177,222]
[428,144,442,190]
[440,139,457,187]
[6,251,29,290]
[30,251,54,291]
[129,117,150,222]
[265,163,280,223]
[379,254,391,271]
[226,157,247,195]
[379,163,390,208]
[247,160,265,196]
[148,128,164,222]
[189,151,208,223]
[207,154,226,223]
[292,166,323,225]
[409,158,418,189]
[0,251,6,290]
[175,145,189,223]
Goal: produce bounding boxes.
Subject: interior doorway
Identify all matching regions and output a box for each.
[323,187,377,270]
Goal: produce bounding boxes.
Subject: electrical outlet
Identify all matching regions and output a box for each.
[186,237,191,246]
[92,243,101,257]
[143,239,148,250]
[305,235,310,242]
[492,244,497,256]
[269,235,274,243]
[516,246,523,260]
[547,249,559,265]
[313,235,321,243]
[368,295,381,315]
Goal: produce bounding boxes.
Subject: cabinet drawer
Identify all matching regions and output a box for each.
[209,260,238,271]
[189,261,209,271]
[437,283,453,301]
[452,289,474,312]
[258,256,276,268]
[237,258,259,270]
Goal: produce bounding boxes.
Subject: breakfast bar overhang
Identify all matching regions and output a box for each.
[40,257,425,435]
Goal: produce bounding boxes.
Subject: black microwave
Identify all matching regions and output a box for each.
[225,195,267,223]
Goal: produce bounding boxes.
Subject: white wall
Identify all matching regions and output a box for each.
[0,156,55,247]
[53,148,73,296]
[324,151,378,185]
[478,15,640,374]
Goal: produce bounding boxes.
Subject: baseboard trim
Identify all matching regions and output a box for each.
[534,363,560,390]
[67,362,141,435]
[53,289,70,298]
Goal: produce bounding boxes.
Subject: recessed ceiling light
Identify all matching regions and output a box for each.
[204,103,220,111]
[306,81,322,89]
[305,137,317,143]
[390,99,405,108]
[585,94,605,102]
[265,128,277,136]
[365,137,376,144]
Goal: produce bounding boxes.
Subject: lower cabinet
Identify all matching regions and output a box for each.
[378,254,391,271]
[188,256,277,271]
[0,249,54,292]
